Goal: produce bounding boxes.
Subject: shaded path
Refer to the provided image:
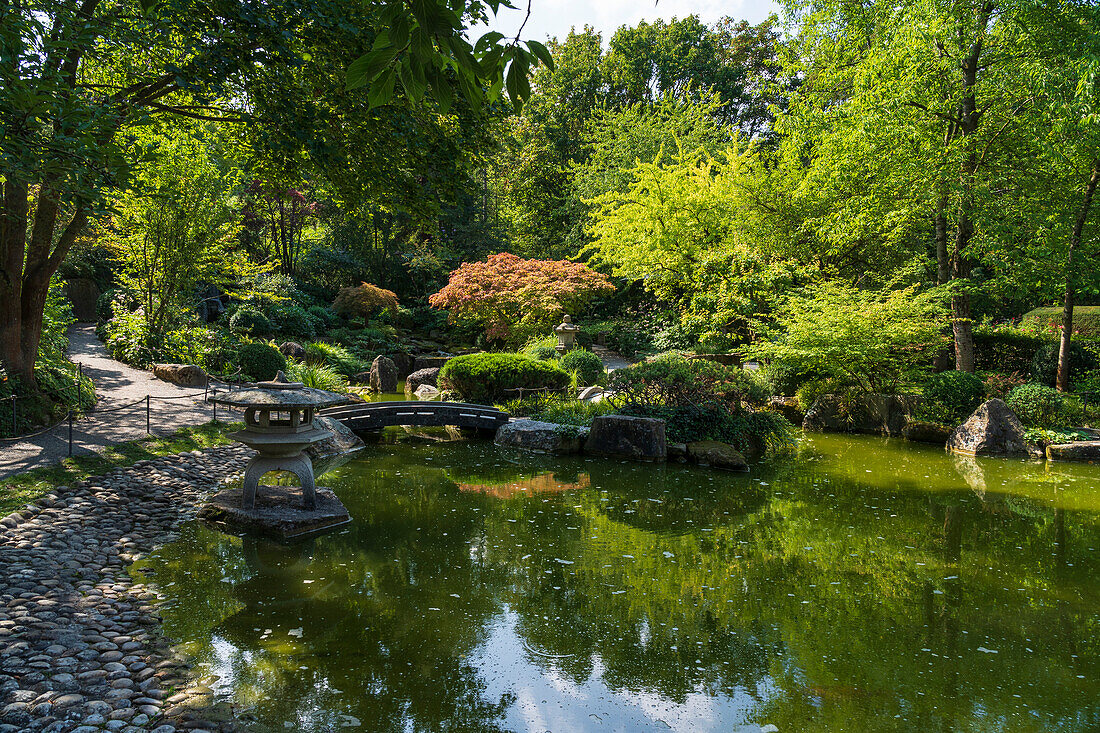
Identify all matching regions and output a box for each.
[591,344,634,372]
[0,325,217,479]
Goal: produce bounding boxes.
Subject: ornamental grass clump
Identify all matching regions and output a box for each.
[439,353,570,405]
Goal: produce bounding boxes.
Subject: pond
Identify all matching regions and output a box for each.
[135,433,1100,732]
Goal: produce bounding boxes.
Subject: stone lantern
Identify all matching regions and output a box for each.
[554,314,580,354]
[202,373,353,539]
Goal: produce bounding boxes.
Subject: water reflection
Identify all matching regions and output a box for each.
[136,435,1100,732]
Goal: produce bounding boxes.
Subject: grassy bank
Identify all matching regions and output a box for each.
[0,421,242,516]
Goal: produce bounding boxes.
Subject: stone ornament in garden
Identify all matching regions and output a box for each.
[554,314,580,354]
[204,372,354,539]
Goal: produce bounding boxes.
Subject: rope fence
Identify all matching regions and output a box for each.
[0,377,249,462]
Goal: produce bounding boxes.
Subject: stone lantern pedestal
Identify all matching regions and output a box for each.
[200,374,354,540]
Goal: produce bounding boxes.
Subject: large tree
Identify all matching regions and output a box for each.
[0,0,540,391]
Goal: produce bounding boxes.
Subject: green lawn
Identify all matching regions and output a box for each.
[0,421,242,517]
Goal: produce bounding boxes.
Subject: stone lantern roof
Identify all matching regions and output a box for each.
[209,372,351,410]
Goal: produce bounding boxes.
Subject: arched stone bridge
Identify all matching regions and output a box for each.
[319,401,510,432]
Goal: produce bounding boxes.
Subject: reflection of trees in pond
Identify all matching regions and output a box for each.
[142,435,1100,732]
[481,450,1100,731]
[457,471,592,499]
[142,464,516,733]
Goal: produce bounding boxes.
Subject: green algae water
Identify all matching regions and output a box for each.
[137,433,1100,732]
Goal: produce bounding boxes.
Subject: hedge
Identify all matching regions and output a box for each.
[439,353,570,405]
[1021,306,1100,339]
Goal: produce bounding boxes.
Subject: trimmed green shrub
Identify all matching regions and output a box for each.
[96,289,120,323]
[439,353,570,404]
[972,327,1047,374]
[1022,306,1100,339]
[237,342,287,381]
[920,370,985,423]
[229,307,275,336]
[1029,342,1099,387]
[560,349,605,387]
[1005,383,1072,428]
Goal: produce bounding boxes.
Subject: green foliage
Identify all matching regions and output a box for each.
[763,360,823,397]
[522,336,561,361]
[520,397,617,427]
[1023,427,1093,444]
[1029,342,1099,388]
[229,307,275,337]
[237,343,287,382]
[981,371,1030,400]
[96,290,120,324]
[560,349,605,387]
[751,284,947,394]
[1021,306,1100,339]
[286,362,349,392]
[607,353,771,409]
[439,353,570,405]
[621,403,795,455]
[271,305,316,340]
[1005,383,1074,428]
[972,326,1047,374]
[919,371,985,424]
[304,342,364,378]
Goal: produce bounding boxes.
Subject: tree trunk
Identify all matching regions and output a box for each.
[1056,160,1100,391]
[0,179,31,387]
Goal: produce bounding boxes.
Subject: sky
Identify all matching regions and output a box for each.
[469,0,782,46]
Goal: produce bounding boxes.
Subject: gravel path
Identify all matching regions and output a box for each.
[0,326,216,480]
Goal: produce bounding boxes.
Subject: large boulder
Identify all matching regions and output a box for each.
[390,353,415,380]
[279,341,305,359]
[495,419,587,455]
[369,355,398,393]
[946,399,1029,457]
[686,441,749,471]
[414,384,441,401]
[903,420,952,445]
[803,393,921,437]
[585,415,667,462]
[405,367,440,395]
[152,363,208,388]
[307,416,366,474]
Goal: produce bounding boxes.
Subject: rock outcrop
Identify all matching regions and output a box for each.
[584,415,667,462]
[686,440,749,471]
[946,399,1029,457]
[279,341,305,359]
[494,419,587,454]
[307,416,367,474]
[369,355,398,393]
[152,363,208,388]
